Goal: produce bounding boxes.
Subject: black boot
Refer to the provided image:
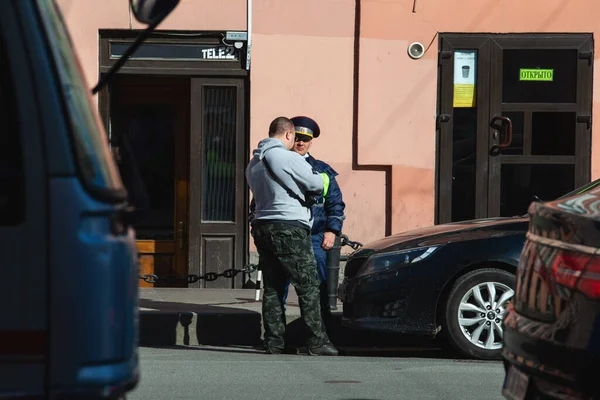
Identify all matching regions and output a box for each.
[265,346,284,355]
[262,338,285,355]
[308,341,339,356]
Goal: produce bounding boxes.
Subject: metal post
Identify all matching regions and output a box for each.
[325,234,342,311]
[254,269,262,301]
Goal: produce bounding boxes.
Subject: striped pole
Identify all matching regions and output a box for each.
[254,269,262,301]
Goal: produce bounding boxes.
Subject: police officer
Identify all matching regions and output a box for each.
[284,116,346,317]
[246,116,338,356]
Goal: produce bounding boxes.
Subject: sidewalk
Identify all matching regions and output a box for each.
[139,287,306,347]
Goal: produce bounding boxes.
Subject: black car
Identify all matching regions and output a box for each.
[502,186,600,399]
[339,179,600,360]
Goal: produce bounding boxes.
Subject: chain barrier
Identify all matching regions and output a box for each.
[138,235,363,284]
[340,234,363,251]
[139,264,257,284]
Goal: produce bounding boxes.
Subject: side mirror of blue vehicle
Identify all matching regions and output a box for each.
[130,0,180,25]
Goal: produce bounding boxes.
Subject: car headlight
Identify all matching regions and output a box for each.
[356,246,441,278]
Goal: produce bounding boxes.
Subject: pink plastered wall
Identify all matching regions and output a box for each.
[57,0,386,248]
[360,0,600,236]
[250,0,386,248]
[56,0,600,251]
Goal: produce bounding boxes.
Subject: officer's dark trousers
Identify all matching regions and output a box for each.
[252,222,330,349]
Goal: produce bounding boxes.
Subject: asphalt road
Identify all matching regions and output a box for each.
[128,346,507,400]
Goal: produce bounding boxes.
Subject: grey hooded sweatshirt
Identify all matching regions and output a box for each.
[246,138,324,229]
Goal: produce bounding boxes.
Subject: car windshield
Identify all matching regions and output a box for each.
[35,0,125,199]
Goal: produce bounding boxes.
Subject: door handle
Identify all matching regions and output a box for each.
[577,115,591,130]
[489,116,513,156]
[436,114,451,129]
[178,220,186,249]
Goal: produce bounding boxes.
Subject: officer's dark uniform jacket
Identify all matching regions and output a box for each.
[304,154,345,236]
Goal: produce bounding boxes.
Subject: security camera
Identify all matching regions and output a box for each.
[234,41,244,49]
[408,42,425,59]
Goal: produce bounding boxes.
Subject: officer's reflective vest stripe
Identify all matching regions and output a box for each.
[320,172,330,199]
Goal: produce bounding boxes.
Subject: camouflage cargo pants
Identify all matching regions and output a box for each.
[251,221,330,349]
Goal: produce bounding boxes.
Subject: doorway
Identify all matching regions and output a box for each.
[109,75,247,288]
[436,34,593,224]
[111,76,189,287]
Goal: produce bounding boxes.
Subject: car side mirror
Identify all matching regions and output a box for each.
[130,0,180,25]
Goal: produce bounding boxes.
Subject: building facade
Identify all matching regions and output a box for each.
[57,0,600,288]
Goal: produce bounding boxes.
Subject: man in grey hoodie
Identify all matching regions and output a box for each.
[246,116,338,356]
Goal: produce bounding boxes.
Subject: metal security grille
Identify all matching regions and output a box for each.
[202,86,237,222]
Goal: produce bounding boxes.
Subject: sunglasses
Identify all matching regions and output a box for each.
[294,135,312,143]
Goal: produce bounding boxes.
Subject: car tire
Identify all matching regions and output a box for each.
[444,268,515,360]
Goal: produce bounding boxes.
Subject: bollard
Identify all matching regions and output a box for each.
[326,234,342,311]
[254,269,262,301]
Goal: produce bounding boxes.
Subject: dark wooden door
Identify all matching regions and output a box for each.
[110,76,190,287]
[436,34,593,224]
[188,78,246,288]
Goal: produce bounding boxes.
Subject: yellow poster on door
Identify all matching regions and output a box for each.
[453,84,476,107]
[453,50,477,108]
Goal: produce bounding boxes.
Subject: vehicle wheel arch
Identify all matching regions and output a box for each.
[434,260,516,330]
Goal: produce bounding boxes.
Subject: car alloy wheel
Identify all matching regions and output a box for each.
[457,281,514,350]
[443,268,515,360]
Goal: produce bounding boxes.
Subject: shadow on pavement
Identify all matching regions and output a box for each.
[138,301,494,361]
[142,344,265,355]
[139,299,263,347]
[284,314,470,360]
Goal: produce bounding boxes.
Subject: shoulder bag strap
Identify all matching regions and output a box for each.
[262,149,311,209]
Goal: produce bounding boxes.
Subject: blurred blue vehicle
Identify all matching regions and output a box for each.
[0,0,179,398]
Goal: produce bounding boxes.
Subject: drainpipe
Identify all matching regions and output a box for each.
[245,0,253,287]
[246,0,252,70]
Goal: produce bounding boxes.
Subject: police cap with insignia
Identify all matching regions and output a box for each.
[290,116,320,140]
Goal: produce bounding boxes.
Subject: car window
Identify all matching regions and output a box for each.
[0,34,25,225]
[34,0,125,199]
